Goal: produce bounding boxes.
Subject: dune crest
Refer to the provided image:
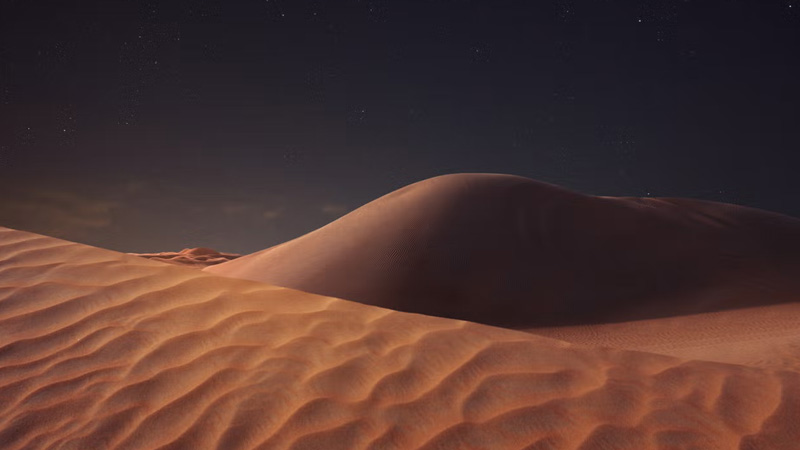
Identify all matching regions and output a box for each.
[206,173,800,328]
[1,226,799,449]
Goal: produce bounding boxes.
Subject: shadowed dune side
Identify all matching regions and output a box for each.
[205,173,800,328]
[2,226,800,449]
[131,248,241,268]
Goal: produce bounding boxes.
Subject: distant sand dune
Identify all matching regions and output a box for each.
[130,247,240,267]
[206,173,800,328]
[2,226,800,449]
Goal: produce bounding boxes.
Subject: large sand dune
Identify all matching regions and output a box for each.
[205,173,800,328]
[3,226,800,449]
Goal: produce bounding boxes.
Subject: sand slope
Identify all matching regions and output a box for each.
[1,226,800,449]
[205,173,800,328]
[131,248,241,268]
[529,302,800,372]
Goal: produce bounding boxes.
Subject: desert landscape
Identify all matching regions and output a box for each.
[3,0,798,447]
[1,173,799,449]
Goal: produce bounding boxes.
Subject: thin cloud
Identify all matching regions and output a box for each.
[0,188,121,237]
[262,207,284,220]
[222,203,253,215]
[124,180,148,194]
[320,203,348,217]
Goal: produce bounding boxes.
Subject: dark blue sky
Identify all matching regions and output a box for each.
[1,0,798,253]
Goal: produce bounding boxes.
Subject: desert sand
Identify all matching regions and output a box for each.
[3,226,800,449]
[202,173,800,406]
[205,174,800,328]
[4,173,800,449]
[131,248,240,268]
[529,302,800,372]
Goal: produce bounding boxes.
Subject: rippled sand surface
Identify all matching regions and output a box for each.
[2,226,799,449]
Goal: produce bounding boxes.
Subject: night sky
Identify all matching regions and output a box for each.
[1,0,798,254]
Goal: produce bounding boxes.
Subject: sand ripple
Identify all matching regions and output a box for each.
[0,227,798,449]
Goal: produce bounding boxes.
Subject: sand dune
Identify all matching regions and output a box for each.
[205,173,800,328]
[131,248,241,268]
[2,226,799,449]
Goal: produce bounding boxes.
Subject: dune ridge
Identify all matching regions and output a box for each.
[1,226,800,449]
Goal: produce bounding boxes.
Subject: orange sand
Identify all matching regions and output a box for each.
[131,247,240,268]
[2,226,800,449]
[528,302,800,372]
[206,174,800,328]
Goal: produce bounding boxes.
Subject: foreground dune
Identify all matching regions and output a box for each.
[205,173,800,328]
[2,226,800,449]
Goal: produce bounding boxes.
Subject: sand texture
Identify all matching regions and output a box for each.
[2,226,800,449]
[131,248,241,268]
[529,302,800,372]
[5,173,800,449]
[206,174,800,328]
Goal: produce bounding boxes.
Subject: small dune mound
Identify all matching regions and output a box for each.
[206,173,800,328]
[132,247,240,267]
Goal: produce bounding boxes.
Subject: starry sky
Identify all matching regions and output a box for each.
[0,0,798,253]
